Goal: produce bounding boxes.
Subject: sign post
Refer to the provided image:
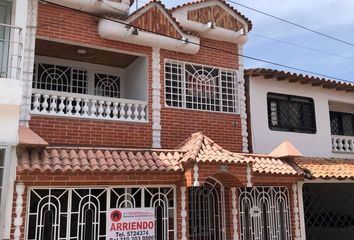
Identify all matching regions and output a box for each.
[107,208,155,240]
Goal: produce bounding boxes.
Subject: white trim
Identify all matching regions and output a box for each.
[0,146,10,240]
[193,163,199,187]
[246,163,252,187]
[13,182,25,240]
[180,186,187,240]
[231,187,239,240]
[152,47,161,148]
[297,182,306,240]
[292,183,301,240]
[20,0,38,125]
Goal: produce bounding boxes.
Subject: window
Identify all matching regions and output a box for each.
[27,187,176,240]
[330,111,354,136]
[32,57,121,98]
[267,93,316,133]
[239,187,292,240]
[165,60,239,113]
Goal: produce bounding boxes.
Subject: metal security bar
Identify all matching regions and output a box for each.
[189,178,226,240]
[239,187,292,240]
[165,59,240,114]
[27,187,176,240]
[303,183,354,240]
[0,23,23,80]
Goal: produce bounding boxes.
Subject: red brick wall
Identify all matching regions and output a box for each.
[160,39,243,152]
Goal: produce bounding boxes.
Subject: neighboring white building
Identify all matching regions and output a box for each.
[246,68,354,159]
[0,0,29,239]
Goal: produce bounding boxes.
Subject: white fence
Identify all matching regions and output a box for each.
[31,89,148,122]
[332,135,354,153]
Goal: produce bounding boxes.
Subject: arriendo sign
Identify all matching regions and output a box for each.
[107,208,155,240]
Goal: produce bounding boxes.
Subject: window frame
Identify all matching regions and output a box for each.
[25,185,177,240]
[164,59,240,114]
[330,111,354,136]
[0,145,11,239]
[267,92,317,134]
[33,56,125,99]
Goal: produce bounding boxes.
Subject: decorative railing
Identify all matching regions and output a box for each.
[332,135,354,153]
[0,23,23,80]
[31,89,148,122]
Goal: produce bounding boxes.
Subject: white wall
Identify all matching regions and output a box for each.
[125,56,148,101]
[249,76,354,158]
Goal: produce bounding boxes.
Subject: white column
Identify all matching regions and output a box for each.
[13,182,25,240]
[20,0,39,126]
[152,47,161,148]
[193,164,200,187]
[246,163,252,187]
[181,187,187,240]
[293,183,301,240]
[237,44,248,153]
[297,182,306,240]
[231,188,239,240]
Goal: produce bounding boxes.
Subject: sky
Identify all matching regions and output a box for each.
[142,0,354,83]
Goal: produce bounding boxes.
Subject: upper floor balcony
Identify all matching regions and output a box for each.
[30,40,148,123]
[330,101,354,154]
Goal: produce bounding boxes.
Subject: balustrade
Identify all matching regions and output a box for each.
[31,89,148,122]
[332,135,354,153]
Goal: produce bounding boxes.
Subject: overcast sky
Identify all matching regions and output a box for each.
[151,0,354,83]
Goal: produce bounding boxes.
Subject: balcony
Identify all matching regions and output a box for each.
[329,102,354,154]
[332,135,354,153]
[30,40,148,123]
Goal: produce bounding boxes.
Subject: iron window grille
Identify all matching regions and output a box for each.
[239,186,292,240]
[27,186,176,240]
[303,183,354,240]
[330,111,354,136]
[267,92,316,134]
[189,178,226,240]
[32,58,121,98]
[165,60,240,114]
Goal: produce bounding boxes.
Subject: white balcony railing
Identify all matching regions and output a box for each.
[332,135,354,153]
[0,23,23,80]
[31,89,148,122]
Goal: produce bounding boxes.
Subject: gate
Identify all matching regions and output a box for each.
[303,183,354,240]
[239,186,292,240]
[189,178,226,240]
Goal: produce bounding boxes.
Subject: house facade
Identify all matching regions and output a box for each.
[245,68,354,240]
[1,0,353,240]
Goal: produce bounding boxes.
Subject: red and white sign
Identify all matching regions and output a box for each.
[107,208,155,240]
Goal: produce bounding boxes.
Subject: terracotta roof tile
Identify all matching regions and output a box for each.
[178,132,252,164]
[245,68,354,93]
[18,126,48,147]
[248,155,301,175]
[294,157,354,180]
[270,141,303,158]
[18,148,183,173]
[171,0,253,31]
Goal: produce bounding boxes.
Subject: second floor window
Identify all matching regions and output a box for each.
[330,111,354,136]
[165,60,240,113]
[267,93,316,134]
[32,57,121,98]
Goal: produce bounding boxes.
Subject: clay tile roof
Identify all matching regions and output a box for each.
[245,68,354,93]
[294,157,354,180]
[270,141,303,158]
[18,126,48,147]
[178,132,252,164]
[247,154,302,176]
[18,148,183,173]
[171,0,253,31]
